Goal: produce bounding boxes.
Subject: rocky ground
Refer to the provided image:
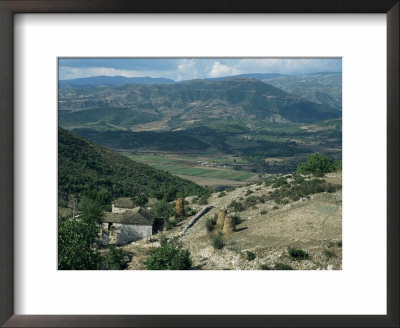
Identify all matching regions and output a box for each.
[120,172,342,270]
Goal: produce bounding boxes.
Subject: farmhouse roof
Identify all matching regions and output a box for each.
[105,206,155,225]
[112,197,135,209]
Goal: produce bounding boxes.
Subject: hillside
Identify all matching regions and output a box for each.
[58,127,204,203]
[121,172,342,270]
[266,72,342,109]
[59,78,341,130]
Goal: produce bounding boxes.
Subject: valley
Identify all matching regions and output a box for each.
[57,62,342,271]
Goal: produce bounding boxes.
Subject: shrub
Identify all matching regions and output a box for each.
[326,184,336,193]
[260,210,267,215]
[103,245,126,270]
[272,177,288,188]
[260,264,272,270]
[228,200,245,212]
[212,234,224,250]
[198,194,209,205]
[292,174,305,184]
[205,218,214,232]
[272,205,279,210]
[244,195,264,207]
[288,247,309,260]
[336,240,342,247]
[191,197,198,204]
[327,242,334,248]
[218,192,227,198]
[274,263,293,270]
[144,242,192,270]
[159,233,168,246]
[246,251,256,261]
[245,189,253,196]
[164,219,172,231]
[152,199,174,219]
[231,214,242,225]
[324,249,336,258]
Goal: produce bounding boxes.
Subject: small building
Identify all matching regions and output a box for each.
[111,197,135,213]
[101,206,155,245]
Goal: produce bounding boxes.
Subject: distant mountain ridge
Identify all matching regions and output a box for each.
[59,75,175,86]
[59,78,341,129]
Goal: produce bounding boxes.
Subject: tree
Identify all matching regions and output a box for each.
[152,199,174,219]
[58,196,104,270]
[296,153,335,176]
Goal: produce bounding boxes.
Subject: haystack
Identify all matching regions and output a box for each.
[222,215,235,234]
[215,209,226,230]
[175,198,185,218]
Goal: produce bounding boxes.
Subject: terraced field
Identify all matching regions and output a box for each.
[124,153,256,186]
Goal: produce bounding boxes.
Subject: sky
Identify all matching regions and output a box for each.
[58,58,342,81]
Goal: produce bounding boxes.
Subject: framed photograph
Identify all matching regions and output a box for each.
[0,1,398,327]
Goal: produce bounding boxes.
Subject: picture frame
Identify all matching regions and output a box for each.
[0,0,398,327]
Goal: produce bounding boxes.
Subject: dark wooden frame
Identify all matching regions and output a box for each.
[0,1,398,327]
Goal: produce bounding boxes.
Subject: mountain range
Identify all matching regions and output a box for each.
[59,77,341,131]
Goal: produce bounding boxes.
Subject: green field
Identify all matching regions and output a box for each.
[151,164,254,181]
[123,153,255,182]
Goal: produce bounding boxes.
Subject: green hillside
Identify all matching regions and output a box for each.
[58,127,204,203]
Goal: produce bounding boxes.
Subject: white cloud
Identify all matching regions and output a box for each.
[236,58,341,75]
[209,61,241,78]
[175,59,198,81]
[59,66,168,80]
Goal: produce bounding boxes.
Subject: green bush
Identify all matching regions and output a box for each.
[246,251,256,261]
[288,247,309,260]
[272,205,279,210]
[103,245,126,270]
[152,199,174,219]
[324,249,336,258]
[231,214,242,225]
[164,219,172,231]
[205,218,214,232]
[260,210,268,215]
[212,234,224,250]
[336,240,342,247]
[144,242,192,270]
[274,263,293,270]
[218,192,227,198]
[272,177,288,188]
[198,194,209,205]
[245,189,253,196]
[260,264,272,270]
[228,200,245,212]
[326,184,336,193]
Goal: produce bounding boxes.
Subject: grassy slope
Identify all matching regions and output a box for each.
[58,127,204,202]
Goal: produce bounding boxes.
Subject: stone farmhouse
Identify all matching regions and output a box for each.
[111,197,135,213]
[101,205,156,246]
